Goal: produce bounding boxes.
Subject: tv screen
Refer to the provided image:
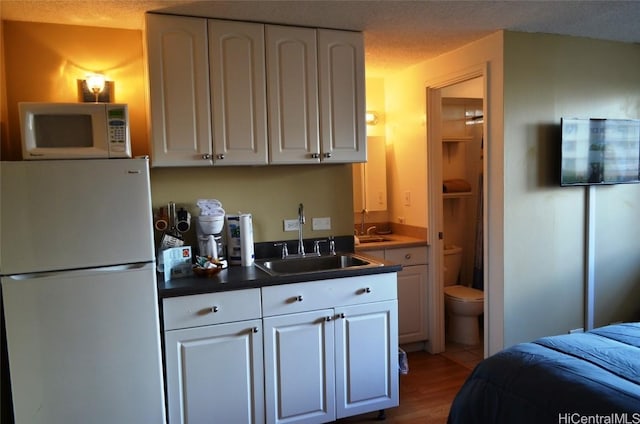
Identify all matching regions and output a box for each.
[560,118,640,186]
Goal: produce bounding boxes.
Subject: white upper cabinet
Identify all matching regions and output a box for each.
[209,20,269,165]
[318,29,366,163]
[147,14,365,167]
[266,25,320,164]
[146,14,213,167]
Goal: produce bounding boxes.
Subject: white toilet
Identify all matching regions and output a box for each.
[443,245,484,345]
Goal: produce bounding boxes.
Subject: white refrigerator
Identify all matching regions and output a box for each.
[0,159,166,424]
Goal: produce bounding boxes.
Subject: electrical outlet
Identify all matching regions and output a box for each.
[283,219,299,231]
[312,217,331,230]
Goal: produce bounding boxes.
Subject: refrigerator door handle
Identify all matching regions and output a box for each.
[6,262,156,280]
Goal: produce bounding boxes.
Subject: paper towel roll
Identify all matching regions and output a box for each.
[240,213,254,267]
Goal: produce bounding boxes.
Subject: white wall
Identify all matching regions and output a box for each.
[503,32,640,344]
[385,31,505,354]
[384,29,640,353]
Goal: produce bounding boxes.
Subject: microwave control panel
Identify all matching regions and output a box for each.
[106,106,131,157]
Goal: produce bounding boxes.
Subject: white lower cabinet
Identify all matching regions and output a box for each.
[361,246,429,344]
[334,300,399,418]
[262,274,399,424]
[162,274,398,424]
[263,309,336,424]
[163,289,264,424]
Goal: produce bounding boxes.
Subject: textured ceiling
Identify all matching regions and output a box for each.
[2,0,640,77]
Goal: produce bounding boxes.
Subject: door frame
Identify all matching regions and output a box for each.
[425,64,488,355]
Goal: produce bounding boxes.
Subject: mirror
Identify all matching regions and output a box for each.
[353,136,387,212]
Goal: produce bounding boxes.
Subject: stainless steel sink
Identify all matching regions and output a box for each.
[357,235,390,244]
[255,253,383,276]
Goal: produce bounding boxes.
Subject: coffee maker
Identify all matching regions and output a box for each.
[195,200,226,264]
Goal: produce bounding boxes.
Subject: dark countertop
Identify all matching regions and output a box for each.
[158,236,402,298]
[158,258,402,298]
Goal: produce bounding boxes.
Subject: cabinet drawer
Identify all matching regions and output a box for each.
[163,288,262,330]
[384,246,428,266]
[262,273,397,317]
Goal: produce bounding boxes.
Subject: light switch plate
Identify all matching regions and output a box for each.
[312,217,331,230]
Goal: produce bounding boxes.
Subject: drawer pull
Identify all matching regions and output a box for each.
[339,313,346,319]
[365,287,372,293]
[211,306,219,313]
[296,295,303,302]
[405,253,412,260]
[252,327,259,333]
[325,316,332,322]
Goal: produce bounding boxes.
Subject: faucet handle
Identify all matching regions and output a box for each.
[274,242,289,259]
[328,236,336,255]
[313,239,328,255]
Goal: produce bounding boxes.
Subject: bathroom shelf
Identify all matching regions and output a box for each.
[442,136,473,143]
[443,191,472,199]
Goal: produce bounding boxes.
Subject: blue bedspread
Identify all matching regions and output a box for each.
[448,323,640,424]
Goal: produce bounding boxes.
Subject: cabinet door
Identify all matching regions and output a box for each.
[335,300,399,418]
[397,265,429,343]
[263,309,335,424]
[266,25,320,164]
[146,14,213,167]
[317,29,366,163]
[209,20,268,165]
[164,320,264,424]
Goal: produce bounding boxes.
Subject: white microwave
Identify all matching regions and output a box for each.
[19,102,131,160]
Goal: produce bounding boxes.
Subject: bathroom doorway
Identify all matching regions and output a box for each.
[426,71,487,362]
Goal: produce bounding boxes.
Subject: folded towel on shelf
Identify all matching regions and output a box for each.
[443,179,471,193]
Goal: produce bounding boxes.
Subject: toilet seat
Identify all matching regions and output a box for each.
[444,285,484,302]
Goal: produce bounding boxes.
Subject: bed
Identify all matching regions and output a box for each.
[448,322,640,423]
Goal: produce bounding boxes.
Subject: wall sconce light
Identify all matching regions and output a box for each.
[365,111,378,126]
[78,74,114,103]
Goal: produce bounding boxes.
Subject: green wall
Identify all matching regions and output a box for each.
[150,164,354,246]
[503,32,640,344]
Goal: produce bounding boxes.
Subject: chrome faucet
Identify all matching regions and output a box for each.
[359,208,368,235]
[298,203,305,256]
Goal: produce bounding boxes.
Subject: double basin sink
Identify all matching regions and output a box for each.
[255,253,384,276]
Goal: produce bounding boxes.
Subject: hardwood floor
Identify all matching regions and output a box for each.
[335,350,474,424]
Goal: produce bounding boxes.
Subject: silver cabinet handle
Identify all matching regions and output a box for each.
[323,152,332,158]
[325,316,332,322]
[211,306,219,313]
[216,154,225,160]
[405,253,412,260]
[252,327,259,333]
[202,154,211,160]
[339,313,346,319]
[296,295,303,302]
[310,153,320,159]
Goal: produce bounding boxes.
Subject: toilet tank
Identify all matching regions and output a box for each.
[444,245,462,286]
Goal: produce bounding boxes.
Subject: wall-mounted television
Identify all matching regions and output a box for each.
[560,118,640,186]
